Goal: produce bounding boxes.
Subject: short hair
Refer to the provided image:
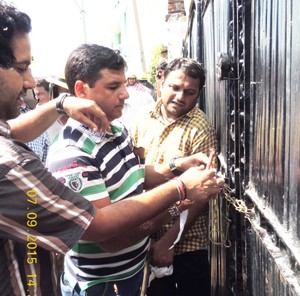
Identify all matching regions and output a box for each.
[35,78,50,92]
[65,44,127,95]
[155,61,168,80]
[156,61,168,72]
[164,58,206,91]
[0,1,32,68]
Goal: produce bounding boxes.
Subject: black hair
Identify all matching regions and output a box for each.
[156,61,168,71]
[0,1,32,68]
[164,58,206,91]
[35,78,50,92]
[155,61,168,80]
[65,44,127,95]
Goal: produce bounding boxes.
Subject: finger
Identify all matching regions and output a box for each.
[216,178,225,186]
[196,152,209,165]
[89,114,109,133]
[178,199,195,211]
[199,164,206,170]
[206,148,215,170]
[75,114,101,132]
[205,168,217,177]
[88,108,110,132]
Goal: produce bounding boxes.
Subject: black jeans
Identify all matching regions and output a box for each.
[147,249,210,296]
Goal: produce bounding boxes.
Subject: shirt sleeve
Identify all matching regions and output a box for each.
[48,147,109,202]
[190,115,219,167]
[0,150,95,254]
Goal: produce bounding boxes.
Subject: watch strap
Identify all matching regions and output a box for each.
[169,156,183,176]
[56,93,70,115]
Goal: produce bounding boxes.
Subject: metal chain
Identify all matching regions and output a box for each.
[210,183,255,248]
[222,183,255,218]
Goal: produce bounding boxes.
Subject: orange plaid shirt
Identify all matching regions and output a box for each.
[132,100,218,254]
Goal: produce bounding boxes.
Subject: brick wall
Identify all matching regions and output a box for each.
[168,0,185,14]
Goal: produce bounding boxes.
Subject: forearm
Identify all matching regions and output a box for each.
[144,152,214,189]
[144,163,174,189]
[156,203,208,250]
[84,168,223,243]
[9,96,110,142]
[9,100,60,141]
[98,209,171,252]
[82,181,180,243]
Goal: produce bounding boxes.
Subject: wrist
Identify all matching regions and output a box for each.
[55,93,71,115]
[168,203,181,217]
[169,178,187,205]
[169,156,183,176]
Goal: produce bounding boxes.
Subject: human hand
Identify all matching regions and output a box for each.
[174,152,208,172]
[178,199,195,211]
[150,240,175,267]
[62,96,109,132]
[179,167,225,205]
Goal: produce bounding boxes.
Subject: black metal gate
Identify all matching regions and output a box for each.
[183,0,300,295]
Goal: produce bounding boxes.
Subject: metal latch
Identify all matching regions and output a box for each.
[216,52,232,80]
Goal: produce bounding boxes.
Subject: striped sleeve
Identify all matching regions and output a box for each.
[0,154,95,254]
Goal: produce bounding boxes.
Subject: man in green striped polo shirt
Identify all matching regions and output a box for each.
[47,44,224,296]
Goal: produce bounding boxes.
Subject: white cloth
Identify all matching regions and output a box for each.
[148,210,189,286]
[120,89,155,131]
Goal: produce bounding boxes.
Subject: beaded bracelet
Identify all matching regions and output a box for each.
[168,204,181,217]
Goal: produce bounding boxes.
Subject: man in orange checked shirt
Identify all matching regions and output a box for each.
[133,58,218,296]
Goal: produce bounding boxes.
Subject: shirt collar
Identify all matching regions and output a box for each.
[66,117,123,143]
[0,120,11,138]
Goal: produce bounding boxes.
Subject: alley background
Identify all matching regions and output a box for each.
[11,0,186,78]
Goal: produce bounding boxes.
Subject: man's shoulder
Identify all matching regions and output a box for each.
[0,136,51,188]
[188,106,207,118]
[47,121,108,170]
[187,108,215,126]
[0,136,36,165]
[131,107,155,134]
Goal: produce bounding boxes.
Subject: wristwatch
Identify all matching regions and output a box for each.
[56,93,70,115]
[169,156,183,176]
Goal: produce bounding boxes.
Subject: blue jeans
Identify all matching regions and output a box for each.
[60,270,143,296]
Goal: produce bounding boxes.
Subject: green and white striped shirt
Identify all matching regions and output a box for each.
[47,118,149,291]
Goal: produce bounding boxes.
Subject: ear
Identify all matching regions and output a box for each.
[74,80,88,98]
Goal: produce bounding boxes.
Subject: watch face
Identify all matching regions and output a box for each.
[57,108,65,114]
[172,168,183,176]
[169,157,177,169]
[169,157,182,176]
